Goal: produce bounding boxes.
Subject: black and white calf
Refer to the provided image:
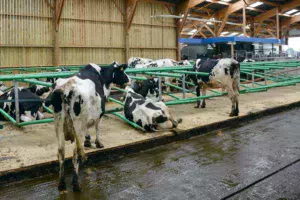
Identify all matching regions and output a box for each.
[51,62,130,192]
[0,88,44,122]
[128,57,153,68]
[124,87,181,132]
[190,58,240,117]
[132,78,160,102]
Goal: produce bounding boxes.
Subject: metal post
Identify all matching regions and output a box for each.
[182,74,186,99]
[264,70,267,85]
[158,76,162,101]
[14,80,20,124]
[252,71,254,88]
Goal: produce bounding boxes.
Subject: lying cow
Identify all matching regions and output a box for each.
[128,57,153,68]
[124,87,181,131]
[190,58,240,117]
[0,81,7,91]
[51,62,130,192]
[132,78,160,102]
[134,58,191,92]
[28,84,50,97]
[46,67,70,84]
[0,88,44,122]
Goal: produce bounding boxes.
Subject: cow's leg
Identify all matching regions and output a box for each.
[95,118,104,148]
[72,147,81,192]
[194,83,201,108]
[55,116,66,191]
[84,133,92,148]
[227,85,236,117]
[233,81,239,116]
[20,115,31,122]
[165,77,171,93]
[201,83,207,108]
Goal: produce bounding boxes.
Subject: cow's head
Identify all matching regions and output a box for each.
[0,81,7,92]
[111,62,131,86]
[132,78,159,101]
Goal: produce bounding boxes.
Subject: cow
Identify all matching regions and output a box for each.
[0,81,7,91]
[134,58,191,69]
[51,62,130,192]
[134,58,191,93]
[124,86,182,132]
[0,88,44,122]
[46,67,70,84]
[132,78,160,102]
[27,84,50,97]
[190,58,240,117]
[243,59,255,63]
[128,57,153,68]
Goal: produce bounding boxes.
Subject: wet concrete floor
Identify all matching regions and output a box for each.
[1,109,300,200]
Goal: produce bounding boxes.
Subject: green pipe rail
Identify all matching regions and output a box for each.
[110,112,145,132]
[0,60,300,130]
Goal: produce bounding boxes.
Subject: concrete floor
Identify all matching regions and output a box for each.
[0,84,300,173]
[0,108,299,199]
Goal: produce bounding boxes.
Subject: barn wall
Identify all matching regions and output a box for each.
[0,0,177,67]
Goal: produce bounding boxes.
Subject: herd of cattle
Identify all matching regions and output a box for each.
[0,57,241,192]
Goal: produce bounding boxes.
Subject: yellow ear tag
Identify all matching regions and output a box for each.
[120,67,124,71]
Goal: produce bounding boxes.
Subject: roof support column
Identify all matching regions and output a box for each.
[243,2,247,36]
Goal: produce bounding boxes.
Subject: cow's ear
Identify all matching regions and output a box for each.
[118,64,128,71]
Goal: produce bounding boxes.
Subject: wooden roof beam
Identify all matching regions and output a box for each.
[55,0,66,30]
[282,15,300,27]
[126,0,139,32]
[254,0,300,22]
[177,0,192,34]
[188,0,206,8]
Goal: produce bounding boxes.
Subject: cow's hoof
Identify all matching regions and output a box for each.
[194,105,200,108]
[95,140,104,148]
[84,139,91,148]
[58,181,67,191]
[72,184,82,192]
[177,118,183,124]
[201,104,206,108]
[229,112,235,117]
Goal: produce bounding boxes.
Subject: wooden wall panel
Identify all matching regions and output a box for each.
[0,0,177,67]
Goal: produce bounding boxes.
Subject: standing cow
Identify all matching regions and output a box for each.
[190,58,240,117]
[51,62,130,192]
[124,86,181,131]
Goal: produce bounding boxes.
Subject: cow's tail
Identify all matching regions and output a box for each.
[51,89,64,113]
[230,62,240,79]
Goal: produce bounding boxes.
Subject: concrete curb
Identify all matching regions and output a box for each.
[1,101,300,186]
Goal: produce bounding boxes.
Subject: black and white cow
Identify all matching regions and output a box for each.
[0,88,44,122]
[132,78,160,102]
[128,57,153,68]
[46,67,70,84]
[134,58,191,92]
[190,58,240,117]
[0,81,7,91]
[51,62,130,192]
[124,87,181,132]
[27,84,50,97]
[243,59,255,63]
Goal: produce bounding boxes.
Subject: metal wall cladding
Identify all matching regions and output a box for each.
[0,0,177,67]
